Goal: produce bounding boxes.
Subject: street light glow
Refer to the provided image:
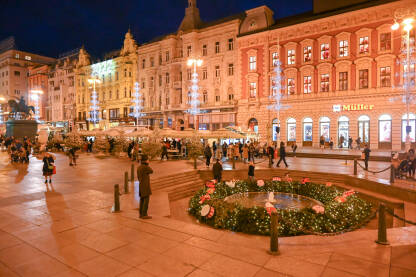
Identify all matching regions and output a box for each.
[391,22,399,30]
[30,89,43,94]
[403,17,414,25]
[404,23,413,32]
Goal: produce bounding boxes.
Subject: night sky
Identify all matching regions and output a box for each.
[0,0,312,59]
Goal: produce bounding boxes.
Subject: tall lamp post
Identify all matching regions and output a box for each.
[0,96,6,125]
[187,58,203,130]
[391,9,415,151]
[87,76,101,128]
[30,89,43,123]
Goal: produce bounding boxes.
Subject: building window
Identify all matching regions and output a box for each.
[272,52,278,67]
[287,78,295,94]
[249,82,257,98]
[24,56,31,60]
[158,75,162,86]
[303,76,312,93]
[165,73,170,84]
[203,91,208,103]
[359,69,369,89]
[339,40,348,57]
[215,42,220,54]
[287,50,295,65]
[202,45,207,56]
[150,57,154,67]
[380,33,391,51]
[159,54,162,65]
[141,78,146,89]
[215,66,220,77]
[150,76,154,87]
[165,51,170,61]
[303,46,312,62]
[249,56,256,71]
[124,69,127,77]
[380,66,391,87]
[187,92,192,103]
[187,69,192,80]
[228,93,234,101]
[15,53,19,59]
[228,64,234,76]
[359,36,369,54]
[228,38,234,51]
[187,45,192,57]
[14,71,20,76]
[215,95,220,102]
[203,68,207,79]
[339,72,348,91]
[142,59,146,69]
[404,64,415,86]
[320,74,329,92]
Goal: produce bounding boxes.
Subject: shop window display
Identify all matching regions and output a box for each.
[338,116,349,148]
[378,114,392,142]
[303,117,313,142]
[287,118,296,142]
[319,117,330,141]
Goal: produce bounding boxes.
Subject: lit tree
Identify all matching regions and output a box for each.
[187,58,203,129]
[130,82,143,126]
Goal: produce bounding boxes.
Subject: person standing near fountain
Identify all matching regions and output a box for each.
[212,159,223,182]
[276,141,288,168]
[248,161,255,182]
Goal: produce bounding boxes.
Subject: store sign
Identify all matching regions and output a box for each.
[333,104,374,112]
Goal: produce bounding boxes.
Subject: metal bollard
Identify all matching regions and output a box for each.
[354,159,357,175]
[375,203,389,245]
[124,172,129,194]
[268,212,279,255]
[112,184,121,213]
[130,164,134,181]
[268,155,272,168]
[390,165,395,184]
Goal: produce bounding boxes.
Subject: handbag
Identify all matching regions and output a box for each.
[52,166,56,174]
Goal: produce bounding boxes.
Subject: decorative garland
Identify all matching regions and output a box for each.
[188,178,372,236]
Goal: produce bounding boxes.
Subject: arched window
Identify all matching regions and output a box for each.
[287,118,296,142]
[378,114,392,146]
[358,115,370,143]
[248,118,258,133]
[402,113,416,143]
[338,116,349,148]
[303,117,313,143]
[272,118,279,141]
[319,116,330,141]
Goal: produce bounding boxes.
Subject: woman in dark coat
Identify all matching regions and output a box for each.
[276,141,288,168]
[42,152,55,184]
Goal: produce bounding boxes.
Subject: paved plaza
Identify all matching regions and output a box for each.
[0,151,416,276]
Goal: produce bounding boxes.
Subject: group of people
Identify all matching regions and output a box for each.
[319,135,364,150]
[392,148,416,179]
[1,135,36,164]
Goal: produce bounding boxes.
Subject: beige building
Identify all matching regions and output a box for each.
[75,32,138,130]
[46,50,79,128]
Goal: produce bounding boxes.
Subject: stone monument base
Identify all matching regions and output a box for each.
[6,120,38,140]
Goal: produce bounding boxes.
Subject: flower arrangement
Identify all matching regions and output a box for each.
[189,179,372,236]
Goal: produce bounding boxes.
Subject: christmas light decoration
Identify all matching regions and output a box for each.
[187,58,203,129]
[88,77,101,124]
[0,96,5,125]
[30,89,43,122]
[130,82,143,126]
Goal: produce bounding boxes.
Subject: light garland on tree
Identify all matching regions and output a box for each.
[188,71,200,115]
[88,77,101,124]
[130,82,143,125]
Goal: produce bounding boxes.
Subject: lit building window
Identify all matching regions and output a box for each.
[359,36,369,54]
[380,33,391,51]
[150,57,154,67]
[187,46,192,57]
[287,50,295,65]
[320,74,329,92]
[228,38,234,51]
[203,68,207,79]
[287,78,295,94]
[249,56,256,71]
[359,69,369,89]
[202,45,207,56]
[215,42,220,53]
[24,56,31,60]
[228,64,234,76]
[249,82,257,98]
[339,72,348,91]
[380,66,391,87]
[303,76,312,93]
[165,51,170,61]
[339,40,348,57]
[320,43,329,59]
[203,91,208,103]
[272,52,278,67]
[303,46,312,62]
[142,59,146,69]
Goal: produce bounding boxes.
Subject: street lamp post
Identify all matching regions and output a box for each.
[30,89,43,122]
[0,96,6,125]
[392,9,415,151]
[187,58,203,130]
[87,76,101,128]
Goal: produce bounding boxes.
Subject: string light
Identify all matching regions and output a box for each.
[130,82,143,125]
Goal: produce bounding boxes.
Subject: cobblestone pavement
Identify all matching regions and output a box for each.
[0,151,415,276]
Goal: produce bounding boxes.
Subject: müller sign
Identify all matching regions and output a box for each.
[333,104,374,112]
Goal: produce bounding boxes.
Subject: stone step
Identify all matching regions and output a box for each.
[168,185,203,201]
[165,180,204,194]
[152,175,200,190]
[286,152,390,162]
[150,170,197,182]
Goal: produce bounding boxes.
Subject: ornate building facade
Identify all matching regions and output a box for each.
[28,64,50,121]
[237,0,416,150]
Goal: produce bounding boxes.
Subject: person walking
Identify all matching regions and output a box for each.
[242,144,249,163]
[212,141,217,159]
[319,136,325,151]
[68,146,78,166]
[407,149,415,178]
[204,144,212,167]
[276,141,288,168]
[348,136,353,150]
[137,155,153,219]
[363,144,371,170]
[291,141,298,157]
[356,137,361,150]
[161,142,168,160]
[329,137,334,150]
[267,144,275,164]
[248,161,255,182]
[339,135,345,149]
[212,159,223,182]
[42,152,55,184]
[248,143,255,162]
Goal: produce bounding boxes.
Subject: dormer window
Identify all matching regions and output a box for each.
[249,20,257,30]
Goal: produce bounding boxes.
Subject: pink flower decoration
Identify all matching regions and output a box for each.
[312,205,325,214]
[257,180,265,187]
[302,178,311,184]
[335,196,347,203]
[272,177,281,181]
[199,194,211,204]
[207,207,215,218]
[286,177,293,182]
[207,188,216,194]
[326,182,332,187]
[342,189,355,197]
[206,181,215,188]
[211,179,217,184]
[266,207,277,215]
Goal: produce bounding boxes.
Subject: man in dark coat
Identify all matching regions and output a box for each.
[212,159,223,182]
[363,144,371,170]
[137,155,154,219]
[276,141,288,168]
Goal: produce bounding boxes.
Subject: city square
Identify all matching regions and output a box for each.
[1,0,416,276]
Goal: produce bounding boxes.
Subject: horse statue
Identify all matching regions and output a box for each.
[8,97,35,119]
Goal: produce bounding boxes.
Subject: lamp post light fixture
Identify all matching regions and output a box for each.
[187,58,203,130]
[30,89,43,122]
[87,76,101,126]
[391,8,416,151]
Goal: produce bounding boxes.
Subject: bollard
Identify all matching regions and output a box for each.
[353,159,357,175]
[375,203,389,245]
[390,165,395,184]
[232,157,236,170]
[130,164,134,182]
[112,184,121,213]
[124,172,129,194]
[268,155,272,168]
[269,212,279,255]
